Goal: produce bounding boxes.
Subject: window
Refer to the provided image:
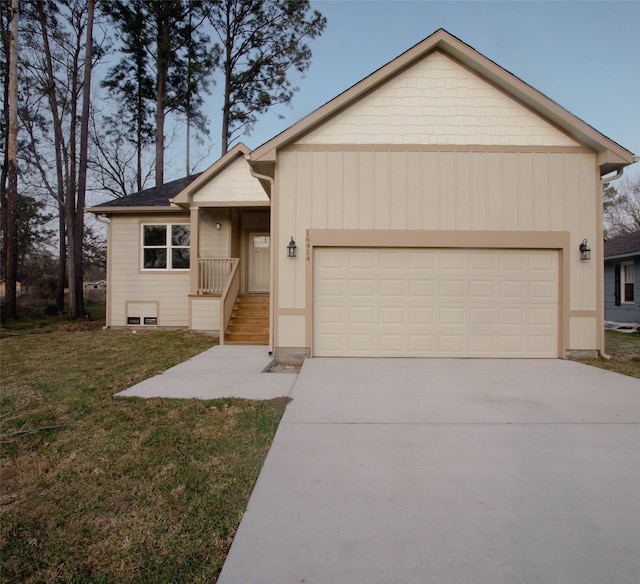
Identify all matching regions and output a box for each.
[622,261,635,304]
[142,224,190,270]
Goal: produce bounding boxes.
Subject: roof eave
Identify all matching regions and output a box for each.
[86,206,186,215]
[605,252,640,261]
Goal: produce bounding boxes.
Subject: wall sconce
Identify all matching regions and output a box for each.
[216,222,222,230]
[579,239,591,261]
[287,237,297,258]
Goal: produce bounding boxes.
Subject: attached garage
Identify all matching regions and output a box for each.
[313,247,559,358]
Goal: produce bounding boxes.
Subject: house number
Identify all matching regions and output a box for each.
[305,230,311,261]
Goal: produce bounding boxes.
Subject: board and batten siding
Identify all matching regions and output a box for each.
[108,213,191,328]
[278,148,598,305]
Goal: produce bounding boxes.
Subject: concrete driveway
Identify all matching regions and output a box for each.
[217,359,640,584]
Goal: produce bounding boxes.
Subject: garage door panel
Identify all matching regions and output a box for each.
[313,248,558,358]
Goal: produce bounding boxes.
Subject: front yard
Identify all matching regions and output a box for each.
[1,320,637,583]
[578,330,640,379]
[0,324,288,583]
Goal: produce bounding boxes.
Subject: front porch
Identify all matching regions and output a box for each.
[189,207,271,345]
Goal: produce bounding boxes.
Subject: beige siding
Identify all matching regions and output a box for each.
[298,52,578,147]
[277,148,599,354]
[280,150,597,235]
[192,156,269,204]
[190,296,220,332]
[199,209,230,257]
[109,214,191,327]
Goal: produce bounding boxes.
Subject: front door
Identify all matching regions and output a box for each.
[248,232,270,293]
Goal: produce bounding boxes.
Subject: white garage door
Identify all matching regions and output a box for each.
[313,248,558,358]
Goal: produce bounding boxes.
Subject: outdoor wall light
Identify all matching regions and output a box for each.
[579,239,591,261]
[287,237,297,258]
[216,222,222,230]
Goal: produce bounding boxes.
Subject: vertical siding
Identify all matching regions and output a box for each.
[279,149,598,315]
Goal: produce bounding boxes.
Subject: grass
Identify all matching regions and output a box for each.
[577,330,640,378]
[0,322,289,583]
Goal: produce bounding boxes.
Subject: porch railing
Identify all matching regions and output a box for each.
[219,258,241,345]
[197,258,239,295]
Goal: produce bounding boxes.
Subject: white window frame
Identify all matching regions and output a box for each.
[141,223,190,271]
[622,261,635,304]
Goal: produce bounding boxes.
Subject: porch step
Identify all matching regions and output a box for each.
[225,295,269,345]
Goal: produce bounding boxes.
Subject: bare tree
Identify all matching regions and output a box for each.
[2,0,19,319]
[604,175,640,238]
[22,0,102,316]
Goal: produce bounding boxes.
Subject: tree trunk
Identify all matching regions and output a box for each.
[37,0,68,312]
[56,210,66,311]
[4,0,19,319]
[72,0,94,318]
[155,5,170,186]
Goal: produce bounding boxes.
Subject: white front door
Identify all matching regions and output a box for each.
[248,232,270,293]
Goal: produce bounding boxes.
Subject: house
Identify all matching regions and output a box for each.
[83,280,107,301]
[604,230,640,325]
[88,29,636,361]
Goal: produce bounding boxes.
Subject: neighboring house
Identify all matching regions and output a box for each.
[604,231,640,324]
[88,29,636,361]
[83,280,107,301]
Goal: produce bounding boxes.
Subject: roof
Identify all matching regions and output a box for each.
[250,29,635,175]
[87,174,202,213]
[604,230,640,260]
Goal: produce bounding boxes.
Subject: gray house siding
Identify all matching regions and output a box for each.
[604,256,640,324]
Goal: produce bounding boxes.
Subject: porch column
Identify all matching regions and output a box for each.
[189,206,200,295]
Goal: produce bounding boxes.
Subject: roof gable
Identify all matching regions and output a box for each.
[172,143,268,206]
[297,50,579,148]
[251,29,634,173]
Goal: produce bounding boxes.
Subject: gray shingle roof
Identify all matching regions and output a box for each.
[604,230,640,259]
[91,174,201,208]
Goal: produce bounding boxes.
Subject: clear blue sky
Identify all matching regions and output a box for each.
[198,0,639,180]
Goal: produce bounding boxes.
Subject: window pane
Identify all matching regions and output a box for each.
[144,248,167,269]
[172,224,190,246]
[144,225,166,246]
[253,236,270,248]
[172,248,190,269]
[624,283,634,303]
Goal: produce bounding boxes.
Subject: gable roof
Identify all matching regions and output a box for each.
[87,174,201,213]
[250,29,634,175]
[604,230,640,260]
[171,143,268,206]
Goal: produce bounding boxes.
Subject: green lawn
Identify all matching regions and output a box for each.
[577,330,640,379]
[0,324,288,583]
